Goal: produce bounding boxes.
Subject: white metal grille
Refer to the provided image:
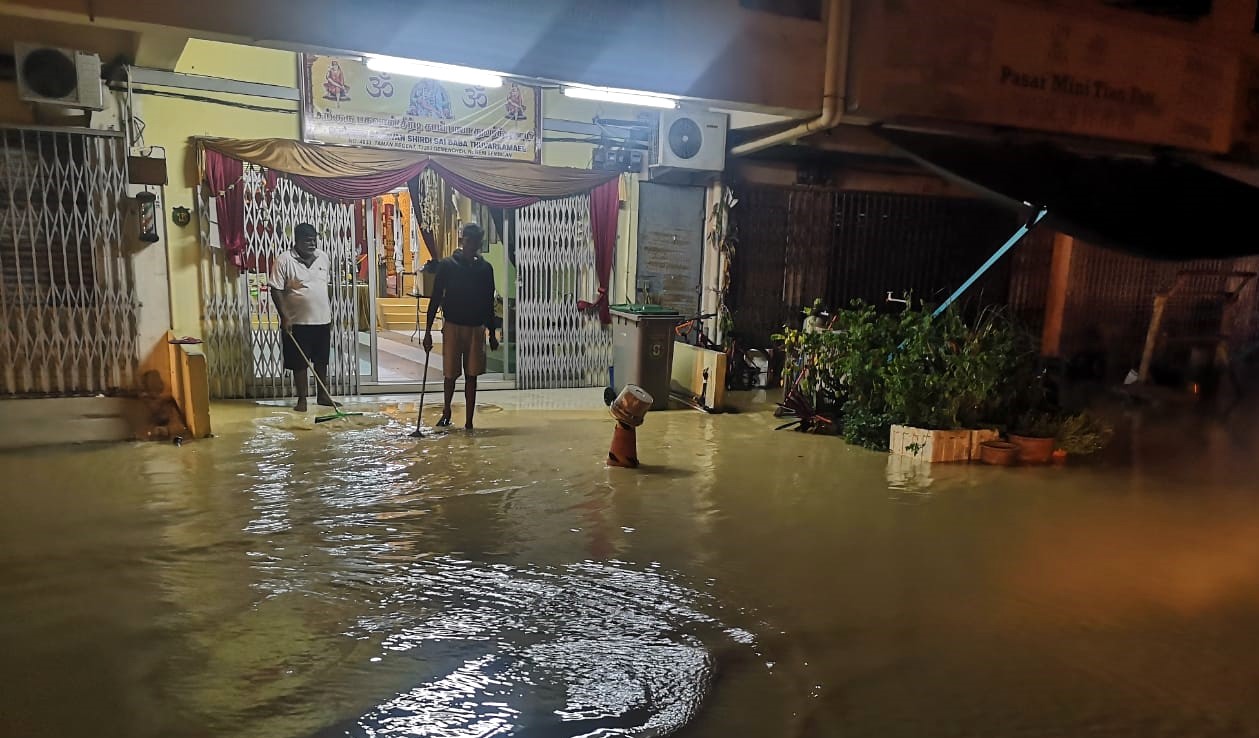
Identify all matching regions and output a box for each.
[200,165,359,399]
[515,194,611,389]
[0,126,136,396]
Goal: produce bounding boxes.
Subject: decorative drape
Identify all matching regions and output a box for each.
[198,137,618,205]
[581,177,620,324]
[290,162,430,202]
[406,174,438,261]
[200,138,623,301]
[203,149,245,267]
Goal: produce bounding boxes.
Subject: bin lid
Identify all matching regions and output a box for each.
[610,303,678,316]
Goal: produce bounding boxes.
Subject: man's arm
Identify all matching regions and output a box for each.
[422,263,446,351]
[270,288,290,331]
[268,258,290,331]
[484,264,496,333]
[485,265,499,350]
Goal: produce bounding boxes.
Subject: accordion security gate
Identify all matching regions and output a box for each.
[515,194,611,389]
[0,126,136,396]
[200,165,359,399]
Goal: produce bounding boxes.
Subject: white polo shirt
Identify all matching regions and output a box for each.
[268,248,331,325]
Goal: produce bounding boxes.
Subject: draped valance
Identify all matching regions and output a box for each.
[197,137,620,323]
[196,137,618,205]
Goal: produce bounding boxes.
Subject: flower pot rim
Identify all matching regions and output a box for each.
[981,440,1019,450]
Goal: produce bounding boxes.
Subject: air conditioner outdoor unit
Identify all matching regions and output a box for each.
[14,43,105,111]
[649,109,728,183]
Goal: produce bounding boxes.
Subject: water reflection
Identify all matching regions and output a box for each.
[3,397,1259,738]
[341,558,727,737]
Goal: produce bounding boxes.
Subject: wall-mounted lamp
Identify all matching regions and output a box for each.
[136,191,159,243]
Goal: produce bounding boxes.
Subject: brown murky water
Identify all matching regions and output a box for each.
[3,394,1259,738]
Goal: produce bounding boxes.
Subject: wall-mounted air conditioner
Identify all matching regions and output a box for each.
[649,109,728,183]
[14,43,105,111]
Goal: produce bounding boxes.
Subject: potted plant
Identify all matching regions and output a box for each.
[978,440,1020,466]
[1053,412,1114,461]
[1009,411,1061,464]
[775,300,1035,462]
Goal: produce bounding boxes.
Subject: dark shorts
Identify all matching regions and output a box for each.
[282,323,331,370]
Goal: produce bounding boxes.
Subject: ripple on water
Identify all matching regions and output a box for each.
[340,557,733,737]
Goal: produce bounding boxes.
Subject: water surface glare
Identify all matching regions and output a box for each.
[3,396,1259,737]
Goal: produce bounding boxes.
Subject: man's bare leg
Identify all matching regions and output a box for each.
[438,377,456,426]
[464,376,477,430]
[294,368,309,412]
[315,363,337,407]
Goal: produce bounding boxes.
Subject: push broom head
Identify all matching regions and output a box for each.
[315,410,364,423]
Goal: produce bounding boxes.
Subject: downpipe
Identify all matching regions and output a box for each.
[728,0,850,156]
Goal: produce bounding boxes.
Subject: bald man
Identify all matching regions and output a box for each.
[269,223,335,412]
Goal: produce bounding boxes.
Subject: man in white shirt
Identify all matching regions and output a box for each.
[269,223,334,412]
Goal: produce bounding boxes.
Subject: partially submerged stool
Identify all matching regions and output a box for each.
[608,384,653,468]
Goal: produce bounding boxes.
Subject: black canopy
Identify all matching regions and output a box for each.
[873,126,1259,260]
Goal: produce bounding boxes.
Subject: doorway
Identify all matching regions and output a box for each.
[357,180,515,392]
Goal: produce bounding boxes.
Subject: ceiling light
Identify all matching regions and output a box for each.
[365,55,503,88]
[562,85,678,109]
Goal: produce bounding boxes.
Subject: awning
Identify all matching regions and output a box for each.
[873,126,1259,260]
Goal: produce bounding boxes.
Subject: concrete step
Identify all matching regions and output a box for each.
[376,297,430,308]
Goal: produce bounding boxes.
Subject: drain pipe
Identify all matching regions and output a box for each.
[729,0,850,156]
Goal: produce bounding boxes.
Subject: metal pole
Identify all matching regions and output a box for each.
[931,207,1048,318]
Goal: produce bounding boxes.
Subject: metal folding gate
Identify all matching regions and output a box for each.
[515,194,611,389]
[1,126,136,396]
[730,185,1018,346]
[200,164,359,399]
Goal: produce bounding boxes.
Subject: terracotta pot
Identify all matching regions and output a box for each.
[1009,434,1056,464]
[1051,449,1068,465]
[979,440,1020,466]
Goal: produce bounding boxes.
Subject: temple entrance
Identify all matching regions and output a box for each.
[358,171,515,390]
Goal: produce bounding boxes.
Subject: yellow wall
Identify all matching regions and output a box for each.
[141,39,300,335]
[145,42,660,335]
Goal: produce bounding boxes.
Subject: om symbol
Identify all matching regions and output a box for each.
[462,86,489,108]
[367,74,395,99]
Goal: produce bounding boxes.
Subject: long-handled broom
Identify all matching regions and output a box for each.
[286,329,363,423]
[409,347,441,437]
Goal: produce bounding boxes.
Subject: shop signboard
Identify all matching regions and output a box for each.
[848,0,1237,153]
[299,54,541,162]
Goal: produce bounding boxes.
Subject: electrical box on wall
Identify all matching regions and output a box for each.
[14,43,105,111]
[594,146,645,173]
[649,109,728,184]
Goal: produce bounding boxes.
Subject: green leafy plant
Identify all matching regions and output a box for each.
[1013,411,1062,439]
[708,188,738,339]
[775,299,1037,451]
[1055,413,1114,455]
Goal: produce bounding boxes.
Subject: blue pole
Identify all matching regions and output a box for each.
[931,207,1048,318]
[889,207,1048,358]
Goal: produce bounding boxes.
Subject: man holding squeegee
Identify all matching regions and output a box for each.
[269,222,336,413]
[423,222,498,430]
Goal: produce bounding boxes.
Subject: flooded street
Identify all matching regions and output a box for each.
[4,393,1259,738]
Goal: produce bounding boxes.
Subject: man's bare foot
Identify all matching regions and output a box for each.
[464,423,474,432]
[294,399,308,412]
[436,415,452,427]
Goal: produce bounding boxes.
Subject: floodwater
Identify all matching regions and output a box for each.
[4,392,1259,738]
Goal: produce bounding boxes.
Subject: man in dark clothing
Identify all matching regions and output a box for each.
[423,222,499,429]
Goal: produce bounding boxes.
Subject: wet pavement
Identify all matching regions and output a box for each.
[3,390,1259,737]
